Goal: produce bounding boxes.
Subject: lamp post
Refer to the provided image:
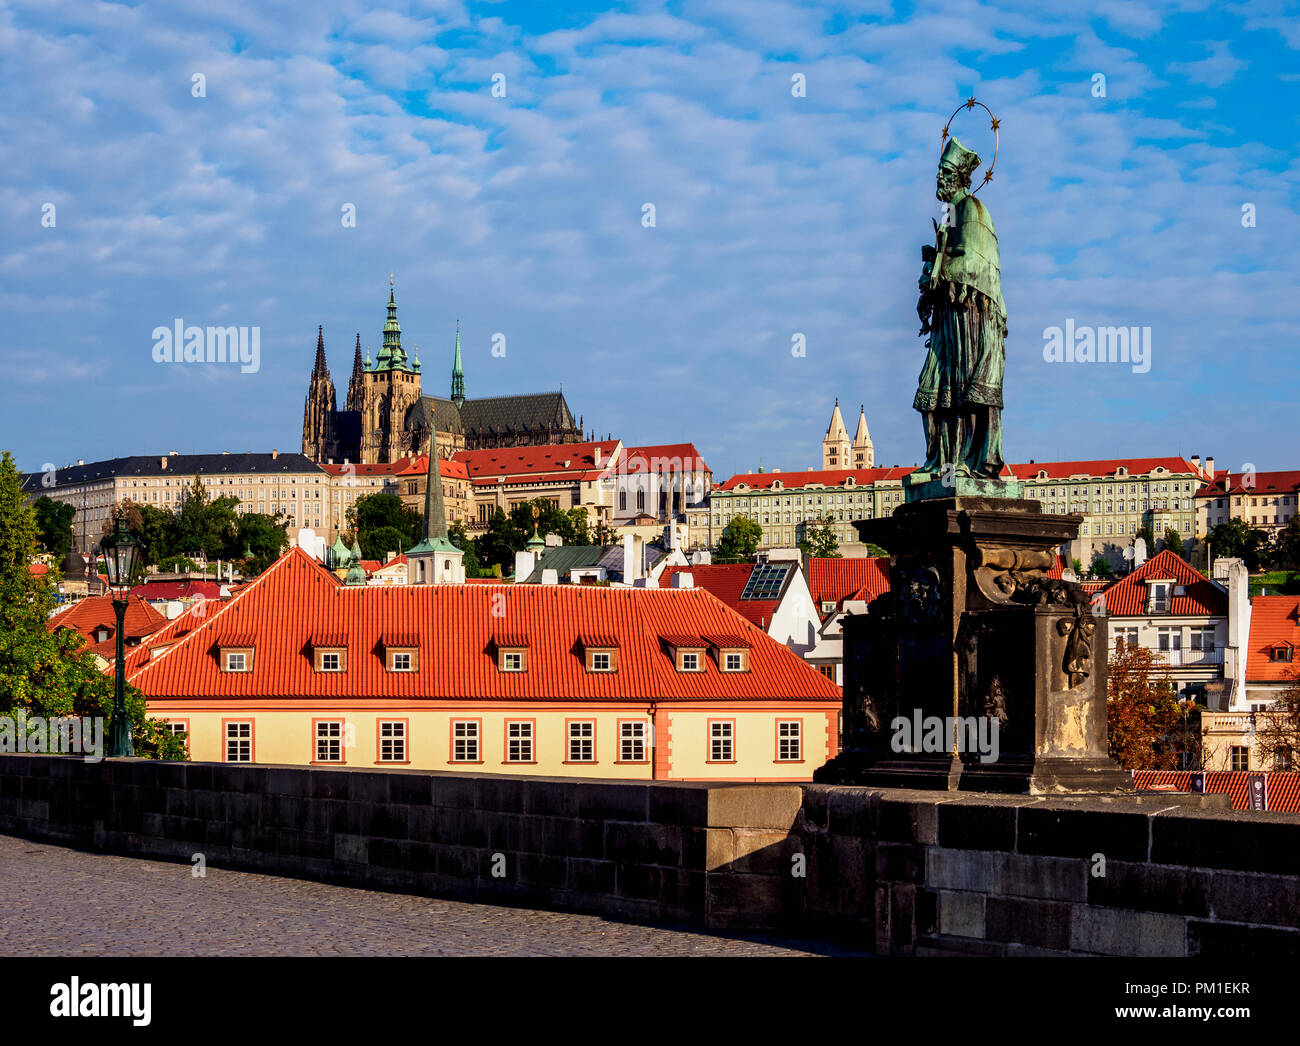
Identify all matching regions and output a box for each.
[101,517,139,757]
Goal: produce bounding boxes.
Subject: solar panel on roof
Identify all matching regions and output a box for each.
[740,562,791,600]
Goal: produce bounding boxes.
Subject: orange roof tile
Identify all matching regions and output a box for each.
[1090,549,1227,617]
[658,563,781,629]
[1194,470,1300,499]
[48,596,167,644]
[129,547,840,703]
[454,441,619,486]
[394,454,470,480]
[1007,457,1201,481]
[807,557,890,616]
[622,444,710,474]
[1245,596,1300,683]
[716,466,915,491]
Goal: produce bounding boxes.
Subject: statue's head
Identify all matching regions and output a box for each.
[937,137,980,201]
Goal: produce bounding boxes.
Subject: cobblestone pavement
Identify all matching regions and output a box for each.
[0,835,864,957]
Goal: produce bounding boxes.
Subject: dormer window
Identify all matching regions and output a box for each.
[1147,581,1174,614]
[321,652,341,672]
[704,634,751,672]
[681,651,700,671]
[494,633,529,672]
[310,634,348,673]
[217,636,256,672]
[591,651,612,671]
[1270,643,1294,664]
[382,633,419,672]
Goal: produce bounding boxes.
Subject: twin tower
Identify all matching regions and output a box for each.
[822,400,874,470]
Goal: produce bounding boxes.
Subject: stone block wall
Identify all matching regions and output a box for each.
[799,786,1300,957]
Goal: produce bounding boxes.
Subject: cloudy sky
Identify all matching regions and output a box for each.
[2,0,1296,481]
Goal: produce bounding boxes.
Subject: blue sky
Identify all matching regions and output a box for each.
[2,0,1297,480]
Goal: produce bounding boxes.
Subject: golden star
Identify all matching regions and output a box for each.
[990,116,1000,131]
[983,170,994,183]
[966,96,976,110]
[941,126,949,143]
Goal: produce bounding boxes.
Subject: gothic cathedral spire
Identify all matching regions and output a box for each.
[346,333,364,411]
[450,320,465,409]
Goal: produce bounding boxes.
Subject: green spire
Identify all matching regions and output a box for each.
[376,273,409,371]
[406,422,459,558]
[451,320,465,409]
[326,535,350,570]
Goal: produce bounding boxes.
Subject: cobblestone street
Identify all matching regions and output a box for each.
[0,834,862,957]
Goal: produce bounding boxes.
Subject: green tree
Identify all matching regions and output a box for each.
[136,503,177,565]
[172,476,238,560]
[349,492,421,559]
[32,496,76,560]
[1135,524,1156,556]
[1161,527,1185,557]
[1207,518,1270,572]
[0,452,183,759]
[799,519,841,559]
[235,512,290,577]
[478,508,525,572]
[1090,554,1115,579]
[716,516,761,563]
[1270,515,1300,572]
[1071,557,1084,576]
[449,522,481,578]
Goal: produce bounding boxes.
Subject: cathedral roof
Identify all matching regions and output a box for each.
[406,396,465,436]
[459,391,577,437]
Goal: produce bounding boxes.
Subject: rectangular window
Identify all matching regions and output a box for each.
[503,651,523,671]
[392,652,412,672]
[619,721,646,763]
[709,721,734,763]
[506,721,534,763]
[777,720,802,762]
[320,651,341,672]
[225,721,252,763]
[725,652,744,672]
[378,720,407,763]
[452,720,480,762]
[591,651,612,672]
[1230,746,1249,772]
[567,720,595,762]
[1276,750,1293,772]
[681,651,699,671]
[225,651,247,672]
[315,720,344,763]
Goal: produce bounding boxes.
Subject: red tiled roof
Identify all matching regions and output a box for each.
[622,444,710,474]
[715,466,915,491]
[129,579,223,601]
[29,563,50,576]
[1007,457,1201,481]
[658,563,781,629]
[128,547,840,702]
[394,454,470,480]
[1090,549,1227,617]
[1245,596,1300,683]
[1134,771,1300,812]
[119,597,231,675]
[48,596,167,644]
[359,560,382,575]
[319,460,411,477]
[1194,470,1300,499]
[807,557,890,615]
[455,441,619,485]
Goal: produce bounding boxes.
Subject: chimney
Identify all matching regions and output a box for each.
[387,550,396,564]
[77,459,84,466]
[541,568,559,585]
[1191,455,1201,475]
[160,457,168,470]
[594,446,602,467]
[672,571,694,589]
[1204,456,1214,479]
[807,466,815,471]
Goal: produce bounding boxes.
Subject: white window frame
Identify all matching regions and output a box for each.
[709,721,734,763]
[568,721,595,762]
[777,720,802,762]
[378,720,406,762]
[452,720,480,763]
[619,721,646,763]
[315,720,344,762]
[506,721,534,763]
[225,721,252,762]
[225,651,247,672]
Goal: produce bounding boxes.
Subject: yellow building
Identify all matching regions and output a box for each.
[127,547,842,781]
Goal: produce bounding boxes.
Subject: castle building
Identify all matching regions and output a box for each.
[302,280,585,467]
[821,400,873,470]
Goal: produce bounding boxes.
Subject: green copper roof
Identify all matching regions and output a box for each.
[345,564,366,584]
[450,321,465,409]
[326,535,350,569]
[406,416,459,560]
[373,276,414,373]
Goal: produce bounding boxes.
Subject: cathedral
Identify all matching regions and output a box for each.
[302,280,585,465]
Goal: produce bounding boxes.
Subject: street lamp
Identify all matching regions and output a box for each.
[101,517,139,757]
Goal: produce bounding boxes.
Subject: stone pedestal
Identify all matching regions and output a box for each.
[815,495,1130,794]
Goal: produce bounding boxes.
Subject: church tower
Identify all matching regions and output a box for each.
[346,333,364,412]
[822,399,851,469]
[302,326,337,461]
[450,321,465,409]
[406,422,464,585]
[360,276,423,464]
[852,404,875,468]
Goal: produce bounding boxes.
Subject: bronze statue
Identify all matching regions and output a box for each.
[915,102,1007,480]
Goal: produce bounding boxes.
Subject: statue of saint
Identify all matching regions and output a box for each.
[914,136,1007,479]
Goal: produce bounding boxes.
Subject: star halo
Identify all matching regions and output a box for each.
[939,97,1000,194]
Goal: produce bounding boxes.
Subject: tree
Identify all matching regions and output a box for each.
[478,508,525,572]
[1207,518,1270,572]
[136,503,178,565]
[1271,516,1300,572]
[1255,677,1300,772]
[235,512,290,578]
[349,492,421,560]
[1071,557,1084,576]
[32,496,76,560]
[449,522,481,578]
[716,516,761,563]
[1161,527,1185,557]
[1135,524,1156,556]
[799,520,841,559]
[172,476,238,560]
[1107,639,1195,770]
[0,452,184,759]
[1090,554,1114,579]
